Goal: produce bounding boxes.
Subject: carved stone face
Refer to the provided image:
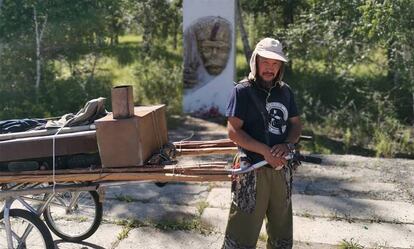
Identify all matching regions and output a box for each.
[193,16,232,75]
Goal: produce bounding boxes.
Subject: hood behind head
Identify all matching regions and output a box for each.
[248,50,286,84]
[248,38,288,83]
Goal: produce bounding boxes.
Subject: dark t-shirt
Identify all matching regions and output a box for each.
[226,81,299,163]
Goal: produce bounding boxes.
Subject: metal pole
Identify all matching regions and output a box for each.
[4,198,14,249]
[68,191,81,211]
[0,182,99,199]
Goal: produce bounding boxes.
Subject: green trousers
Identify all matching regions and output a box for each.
[223,167,293,249]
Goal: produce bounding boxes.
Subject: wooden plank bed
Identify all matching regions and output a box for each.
[0,138,238,184]
[0,130,98,162]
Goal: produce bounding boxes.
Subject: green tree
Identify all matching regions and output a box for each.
[0,0,115,118]
[128,0,182,52]
[358,0,414,123]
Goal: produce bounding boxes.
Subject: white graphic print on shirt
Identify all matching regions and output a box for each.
[266,102,288,135]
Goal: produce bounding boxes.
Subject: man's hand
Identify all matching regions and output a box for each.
[263,149,286,170]
[227,117,290,170]
[270,144,290,158]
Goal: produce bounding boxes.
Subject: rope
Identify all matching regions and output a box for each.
[151,111,163,150]
[51,120,70,194]
[171,131,196,176]
[176,130,194,153]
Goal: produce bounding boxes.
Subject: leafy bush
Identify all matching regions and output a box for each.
[40,76,112,117]
[134,57,182,115]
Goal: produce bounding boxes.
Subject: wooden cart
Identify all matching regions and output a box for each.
[0,109,320,249]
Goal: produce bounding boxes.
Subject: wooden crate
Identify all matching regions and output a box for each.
[95,105,168,168]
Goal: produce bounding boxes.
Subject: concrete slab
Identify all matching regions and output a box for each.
[294,216,414,248]
[293,178,409,201]
[52,223,122,249]
[104,201,199,222]
[201,207,267,238]
[201,207,228,232]
[114,226,336,249]
[115,226,224,249]
[202,204,414,248]
[104,182,210,205]
[293,241,337,249]
[296,163,383,180]
[208,181,231,188]
[206,187,231,209]
[319,155,414,168]
[293,194,414,224]
[205,187,414,224]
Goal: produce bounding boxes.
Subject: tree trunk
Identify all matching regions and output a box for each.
[386,39,396,82]
[412,92,414,124]
[141,4,151,53]
[236,0,251,64]
[0,0,2,71]
[33,7,47,91]
[0,44,3,79]
[172,15,178,50]
[89,53,99,81]
[411,67,414,124]
[283,0,295,28]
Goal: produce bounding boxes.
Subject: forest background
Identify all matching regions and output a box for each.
[0,0,413,158]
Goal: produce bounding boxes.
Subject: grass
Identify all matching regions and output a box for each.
[114,194,135,203]
[52,33,182,105]
[299,123,414,159]
[348,48,387,78]
[291,48,387,79]
[328,212,355,223]
[371,242,390,249]
[117,226,132,240]
[207,182,220,192]
[100,57,137,86]
[196,201,209,215]
[338,239,364,249]
[302,212,313,219]
[119,35,143,44]
[113,215,214,238]
[111,219,145,248]
[154,218,212,234]
[58,216,89,222]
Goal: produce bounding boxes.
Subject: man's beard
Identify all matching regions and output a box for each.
[256,75,276,89]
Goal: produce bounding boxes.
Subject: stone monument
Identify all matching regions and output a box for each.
[183,0,235,114]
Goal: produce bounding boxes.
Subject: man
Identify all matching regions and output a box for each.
[222,37,302,249]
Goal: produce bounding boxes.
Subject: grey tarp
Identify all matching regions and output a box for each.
[45,97,107,128]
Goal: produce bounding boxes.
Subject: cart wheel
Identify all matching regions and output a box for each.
[43,190,102,242]
[0,208,54,249]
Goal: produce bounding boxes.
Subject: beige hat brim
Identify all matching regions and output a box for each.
[257,50,288,62]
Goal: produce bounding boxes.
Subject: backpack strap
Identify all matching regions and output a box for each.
[240,80,270,145]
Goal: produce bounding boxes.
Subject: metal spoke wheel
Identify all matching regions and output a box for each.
[0,208,54,249]
[43,190,102,242]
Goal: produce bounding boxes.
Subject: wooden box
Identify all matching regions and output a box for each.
[111,85,134,119]
[94,105,168,168]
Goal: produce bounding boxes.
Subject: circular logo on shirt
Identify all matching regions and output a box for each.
[266,102,288,135]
